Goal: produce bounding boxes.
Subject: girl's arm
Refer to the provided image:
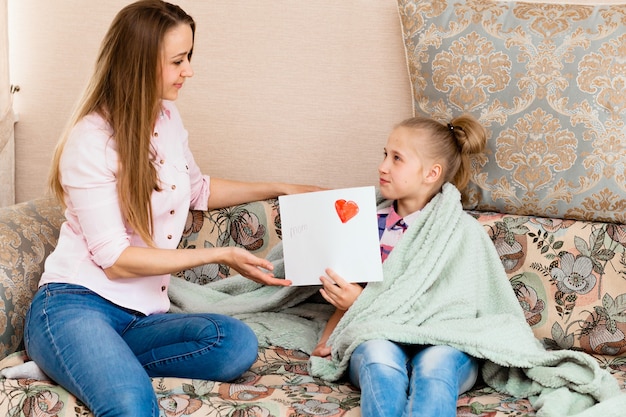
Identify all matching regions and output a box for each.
[207,178,324,209]
[311,268,364,357]
[312,309,345,357]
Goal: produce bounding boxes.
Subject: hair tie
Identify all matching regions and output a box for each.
[448,123,464,133]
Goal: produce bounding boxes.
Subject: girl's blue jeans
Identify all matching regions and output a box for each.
[349,339,479,417]
[24,283,258,417]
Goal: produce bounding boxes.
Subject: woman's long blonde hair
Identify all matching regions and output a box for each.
[48,0,195,246]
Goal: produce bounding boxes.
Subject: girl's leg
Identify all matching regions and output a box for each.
[406,345,479,417]
[122,311,258,382]
[348,339,410,417]
[24,284,158,417]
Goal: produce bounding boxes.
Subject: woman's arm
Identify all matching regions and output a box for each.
[104,245,291,286]
[104,179,323,282]
[207,178,324,209]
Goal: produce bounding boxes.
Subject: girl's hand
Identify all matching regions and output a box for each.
[311,342,332,358]
[312,309,344,359]
[319,268,363,310]
[226,247,292,286]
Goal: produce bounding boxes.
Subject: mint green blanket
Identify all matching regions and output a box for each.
[169,243,331,353]
[169,184,626,417]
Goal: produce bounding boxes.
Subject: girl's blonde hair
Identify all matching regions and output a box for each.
[48,0,195,246]
[397,114,487,198]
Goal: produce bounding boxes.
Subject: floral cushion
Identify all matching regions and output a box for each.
[0,348,362,417]
[175,199,282,284]
[397,0,626,223]
[471,211,626,359]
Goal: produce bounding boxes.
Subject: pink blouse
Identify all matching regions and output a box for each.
[40,100,210,315]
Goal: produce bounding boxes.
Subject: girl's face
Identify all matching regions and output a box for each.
[159,23,194,101]
[378,126,440,215]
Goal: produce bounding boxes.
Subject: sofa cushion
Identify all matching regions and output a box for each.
[473,211,626,358]
[397,0,626,223]
[2,344,626,417]
[0,347,363,417]
[175,199,282,284]
[0,198,65,359]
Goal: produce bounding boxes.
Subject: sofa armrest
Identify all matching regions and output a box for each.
[0,197,65,359]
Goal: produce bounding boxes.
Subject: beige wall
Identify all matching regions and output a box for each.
[8,0,413,203]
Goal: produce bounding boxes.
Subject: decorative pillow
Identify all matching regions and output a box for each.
[397,0,626,223]
[176,199,282,284]
[473,210,626,358]
[0,198,65,359]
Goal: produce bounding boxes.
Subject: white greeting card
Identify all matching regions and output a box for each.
[278,186,383,286]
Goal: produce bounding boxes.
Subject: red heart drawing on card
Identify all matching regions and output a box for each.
[335,199,359,223]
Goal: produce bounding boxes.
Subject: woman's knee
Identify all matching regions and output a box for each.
[87,383,158,417]
[220,317,258,376]
[195,315,258,381]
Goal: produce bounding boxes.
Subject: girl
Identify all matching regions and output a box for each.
[311,114,487,417]
[23,1,319,416]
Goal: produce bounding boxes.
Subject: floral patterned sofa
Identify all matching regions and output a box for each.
[0,195,625,417]
[1,0,625,416]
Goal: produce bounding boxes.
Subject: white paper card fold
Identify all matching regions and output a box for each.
[279,186,383,286]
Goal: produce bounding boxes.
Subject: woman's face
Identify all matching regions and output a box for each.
[159,23,194,101]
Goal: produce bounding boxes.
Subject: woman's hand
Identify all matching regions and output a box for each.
[319,268,363,310]
[104,245,291,285]
[279,183,327,195]
[207,178,326,209]
[225,247,292,286]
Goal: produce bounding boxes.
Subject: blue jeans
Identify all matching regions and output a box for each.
[349,339,479,417]
[24,283,258,417]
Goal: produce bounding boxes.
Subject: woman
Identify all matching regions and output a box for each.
[23,1,319,416]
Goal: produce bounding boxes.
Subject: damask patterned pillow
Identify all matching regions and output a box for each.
[397,0,626,223]
[175,199,282,284]
[0,198,65,359]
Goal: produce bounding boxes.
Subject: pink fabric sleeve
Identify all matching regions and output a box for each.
[60,117,131,269]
